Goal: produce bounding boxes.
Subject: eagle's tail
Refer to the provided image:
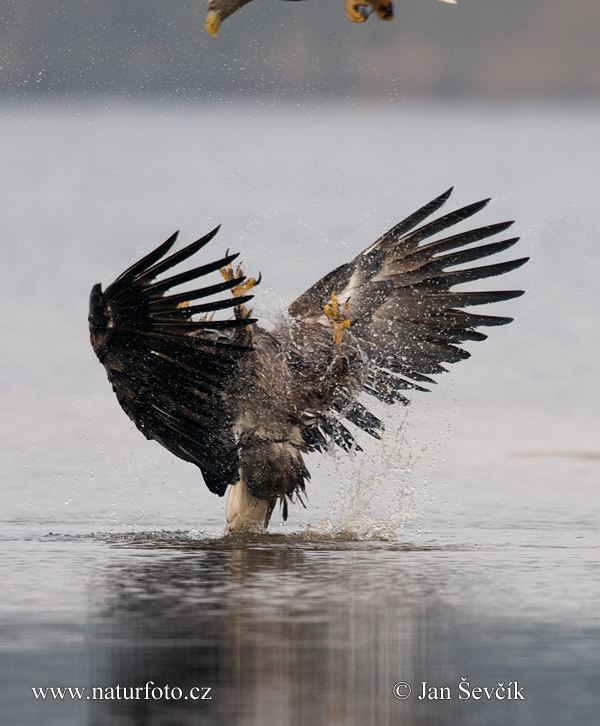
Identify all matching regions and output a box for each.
[225,478,275,533]
[225,436,309,532]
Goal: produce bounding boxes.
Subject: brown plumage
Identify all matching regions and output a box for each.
[89,189,527,531]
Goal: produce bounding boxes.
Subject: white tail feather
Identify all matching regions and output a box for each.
[225,478,274,533]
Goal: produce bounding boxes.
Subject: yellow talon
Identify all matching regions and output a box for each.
[346,0,393,22]
[324,291,352,347]
[232,277,258,298]
[220,264,259,298]
[346,0,371,22]
[324,290,349,320]
[206,8,222,36]
[220,263,237,283]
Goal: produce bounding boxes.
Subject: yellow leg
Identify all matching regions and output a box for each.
[324,291,352,347]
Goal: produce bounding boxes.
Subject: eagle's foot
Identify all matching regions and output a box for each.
[221,263,260,323]
[346,0,372,22]
[220,263,261,298]
[346,0,394,22]
[205,1,222,36]
[372,0,394,21]
[324,291,352,347]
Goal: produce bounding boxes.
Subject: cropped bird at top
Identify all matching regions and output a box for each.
[89,188,527,532]
[205,0,457,36]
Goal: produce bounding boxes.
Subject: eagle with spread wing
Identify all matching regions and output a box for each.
[89,189,526,531]
[206,0,456,36]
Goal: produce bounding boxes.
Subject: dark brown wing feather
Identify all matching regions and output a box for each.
[288,189,528,426]
[89,228,257,496]
[90,192,526,511]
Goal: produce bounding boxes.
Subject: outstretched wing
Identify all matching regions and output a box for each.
[89,228,256,496]
[289,188,527,418]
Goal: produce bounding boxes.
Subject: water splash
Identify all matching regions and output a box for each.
[305,409,426,542]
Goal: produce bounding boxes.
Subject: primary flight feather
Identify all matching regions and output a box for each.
[89,189,526,531]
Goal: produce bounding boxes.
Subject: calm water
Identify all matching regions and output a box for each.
[1,99,599,725]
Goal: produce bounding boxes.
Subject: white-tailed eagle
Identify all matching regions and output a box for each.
[206,0,456,36]
[89,189,526,531]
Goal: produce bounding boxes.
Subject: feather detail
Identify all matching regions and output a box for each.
[288,189,528,411]
[91,188,526,529]
[89,228,255,497]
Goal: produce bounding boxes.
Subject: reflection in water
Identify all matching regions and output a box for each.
[87,540,434,725]
[83,535,599,726]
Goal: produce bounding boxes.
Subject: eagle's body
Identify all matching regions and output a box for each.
[89,189,526,531]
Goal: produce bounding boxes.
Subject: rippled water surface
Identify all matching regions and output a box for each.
[1,99,599,725]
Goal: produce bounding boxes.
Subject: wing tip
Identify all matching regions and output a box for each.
[440,186,454,203]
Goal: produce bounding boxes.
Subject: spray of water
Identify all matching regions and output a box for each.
[305,407,427,541]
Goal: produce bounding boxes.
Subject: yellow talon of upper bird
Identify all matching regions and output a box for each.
[346,0,394,22]
[346,0,371,22]
[372,0,394,20]
[206,9,222,36]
